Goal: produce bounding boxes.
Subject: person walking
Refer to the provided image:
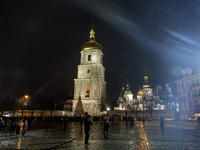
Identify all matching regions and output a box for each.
[60,117,63,126]
[3,117,7,129]
[104,117,111,139]
[22,121,28,136]
[142,117,145,126]
[131,117,134,126]
[160,117,165,132]
[10,117,16,136]
[16,122,20,136]
[84,115,93,145]
[0,117,4,137]
[64,117,68,130]
[28,117,33,128]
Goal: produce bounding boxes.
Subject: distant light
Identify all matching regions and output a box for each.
[107,107,110,111]
[3,113,13,117]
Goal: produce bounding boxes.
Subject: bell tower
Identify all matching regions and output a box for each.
[72,23,107,116]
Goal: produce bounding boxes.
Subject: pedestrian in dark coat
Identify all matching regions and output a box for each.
[28,117,33,128]
[10,117,16,136]
[160,117,165,132]
[0,118,4,137]
[3,117,7,129]
[64,117,68,130]
[142,117,145,126]
[104,117,111,139]
[16,122,20,136]
[131,117,134,126]
[84,115,93,145]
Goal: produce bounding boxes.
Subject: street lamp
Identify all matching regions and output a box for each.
[107,107,110,116]
[24,95,29,117]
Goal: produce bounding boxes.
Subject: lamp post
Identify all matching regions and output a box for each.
[24,95,29,117]
[107,107,110,116]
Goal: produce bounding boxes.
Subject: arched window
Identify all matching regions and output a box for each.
[85,85,90,97]
[87,69,90,73]
[88,55,91,61]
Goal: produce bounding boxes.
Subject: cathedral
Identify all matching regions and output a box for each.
[114,74,175,112]
[64,24,107,116]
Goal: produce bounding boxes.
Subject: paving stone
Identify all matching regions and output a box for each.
[0,120,200,149]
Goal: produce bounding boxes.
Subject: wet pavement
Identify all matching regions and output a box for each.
[0,120,200,149]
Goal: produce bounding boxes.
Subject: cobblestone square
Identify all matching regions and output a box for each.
[0,120,200,150]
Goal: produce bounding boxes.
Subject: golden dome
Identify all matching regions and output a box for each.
[137,89,143,96]
[122,86,125,91]
[81,23,102,51]
[142,75,150,88]
[126,83,130,89]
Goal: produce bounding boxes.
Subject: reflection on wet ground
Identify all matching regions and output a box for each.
[16,136,21,149]
[136,122,150,150]
[0,120,200,149]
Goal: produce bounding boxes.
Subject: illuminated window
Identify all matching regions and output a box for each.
[88,55,91,61]
[87,69,90,73]
[85,85,90,97]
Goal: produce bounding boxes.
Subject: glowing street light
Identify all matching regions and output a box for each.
[24,95,29,116]
[24,95,29,105]
[107,107,110,116]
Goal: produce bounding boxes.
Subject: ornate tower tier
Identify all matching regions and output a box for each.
[72,23,107,116]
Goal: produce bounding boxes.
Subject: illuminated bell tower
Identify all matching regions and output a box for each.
[72,23,107,116]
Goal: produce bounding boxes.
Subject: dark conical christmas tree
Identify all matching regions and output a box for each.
[73,96,85,117]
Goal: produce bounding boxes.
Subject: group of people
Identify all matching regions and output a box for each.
[0,114,165,142]
[84,115,111,145]
[0,116,29,137]
[83,115,165,144]
[10,117,29,137]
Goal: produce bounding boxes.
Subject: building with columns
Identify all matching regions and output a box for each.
[71,24,107,116]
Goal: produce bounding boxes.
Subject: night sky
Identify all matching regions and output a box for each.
[1,0,200,108]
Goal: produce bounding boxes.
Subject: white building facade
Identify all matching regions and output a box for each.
[72,25,107,116]
[114,84,134,110]
[175,68,200,119]
[114,75,174,112]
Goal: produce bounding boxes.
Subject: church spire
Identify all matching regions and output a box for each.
[90,21,95,39]
[81,21,102,50]
[143,72,151,88]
